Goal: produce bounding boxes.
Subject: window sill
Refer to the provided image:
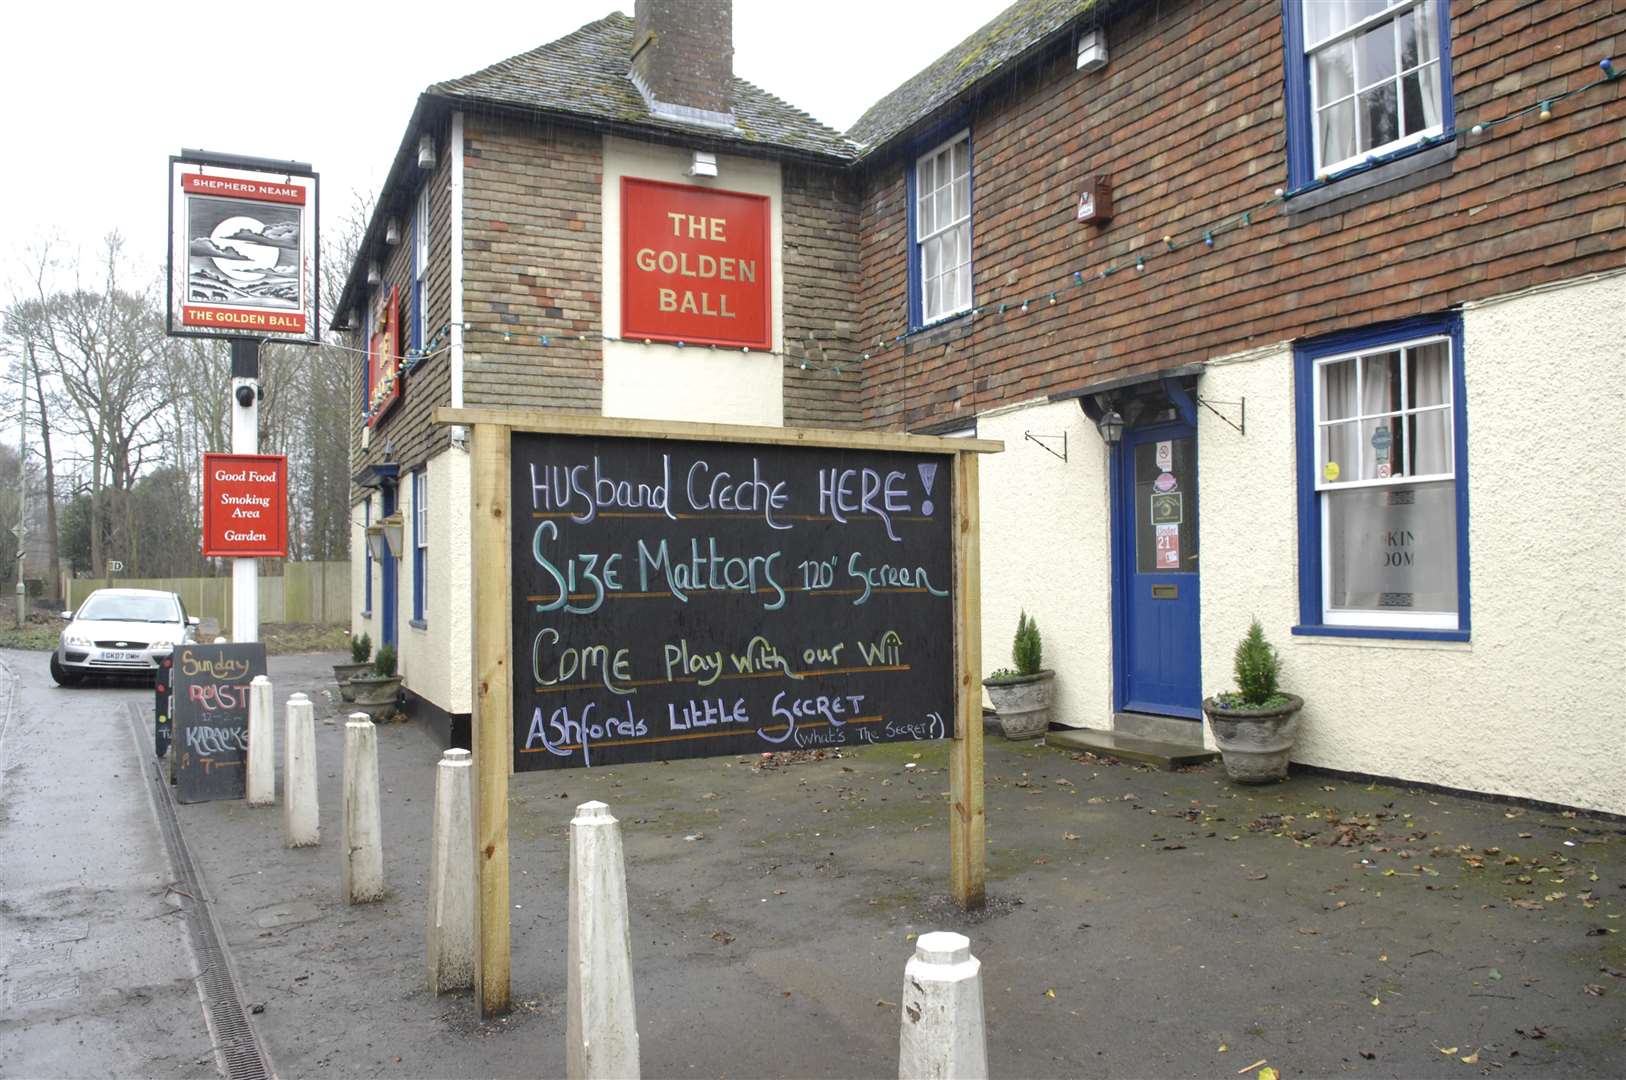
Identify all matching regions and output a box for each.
[1292,624,1469,643]
[905,310,974,349]
[1285,138,1457,224]
[409,619,428,631]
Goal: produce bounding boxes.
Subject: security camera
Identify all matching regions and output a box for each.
[235,385,256,407]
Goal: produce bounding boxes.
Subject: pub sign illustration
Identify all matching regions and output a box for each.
[167,152,320,343]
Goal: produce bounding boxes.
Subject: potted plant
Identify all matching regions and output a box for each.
[982,611,1055,740]
[334,633,373,702]
[348,643,403,719]
[1203,619,1303,784]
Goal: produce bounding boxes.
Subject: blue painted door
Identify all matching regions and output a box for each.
[1114,422,1201,717]
[380,485,398,649]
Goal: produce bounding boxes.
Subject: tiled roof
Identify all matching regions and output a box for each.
[847,0,1101,154]
[428,13,855,160]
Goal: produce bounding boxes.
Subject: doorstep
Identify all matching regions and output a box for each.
[1046,727,1218,771]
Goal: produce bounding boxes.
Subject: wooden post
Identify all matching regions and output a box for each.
[949,451,986,910]
[470,423,513,1017]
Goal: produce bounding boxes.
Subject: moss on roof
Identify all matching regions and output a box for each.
[428,13,855,160]
[847,0,1100,154]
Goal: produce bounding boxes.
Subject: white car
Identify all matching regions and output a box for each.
[51,588,199,685]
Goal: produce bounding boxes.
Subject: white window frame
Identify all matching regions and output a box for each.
[1312,332,1456,630]
[413,185,431,353]
[1304,0,1445,177]
[414,469,428,619]
[913,130,971,326]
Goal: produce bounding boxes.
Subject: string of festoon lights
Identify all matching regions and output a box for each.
[387,57,1617,380]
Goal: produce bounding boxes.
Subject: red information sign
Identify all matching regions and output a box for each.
[202,454,288,558]
[621,177,771,350]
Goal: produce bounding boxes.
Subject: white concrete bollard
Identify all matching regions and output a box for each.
[567,800,640,1080]
[283,693,319,848]
[245,675,275,807]
[898,931,988,1080]
[343,713,385,903]
[426,748,475,992]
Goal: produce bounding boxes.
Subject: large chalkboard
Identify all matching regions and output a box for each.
[173,642,267,803]
[510,432,957,770]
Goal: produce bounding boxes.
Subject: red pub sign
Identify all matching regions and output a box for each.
[621,177,771,350]
[202,453,288,558]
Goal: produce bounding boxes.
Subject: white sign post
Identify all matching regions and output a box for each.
[167,149,320,644]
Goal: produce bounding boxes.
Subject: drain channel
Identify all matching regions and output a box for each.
[132,703,274,1080]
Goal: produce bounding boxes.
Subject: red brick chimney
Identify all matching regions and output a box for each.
[629,0,736,128]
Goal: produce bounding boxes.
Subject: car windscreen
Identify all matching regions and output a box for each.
[76,594,180,622]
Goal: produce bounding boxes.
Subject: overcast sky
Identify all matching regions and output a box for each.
[1,0,1012,291]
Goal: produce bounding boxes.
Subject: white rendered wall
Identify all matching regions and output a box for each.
[975,399,1114,730]
[398,449,473,716]
[1197,271,1626,814]
[351,492,378,646]
[600,135,784,426]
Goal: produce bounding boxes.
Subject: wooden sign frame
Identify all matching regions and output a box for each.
[435,407,1000,1018]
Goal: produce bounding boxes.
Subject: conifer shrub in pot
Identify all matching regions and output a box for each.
[982,612,1055,740]
[1203,619,1303,783]
[334,633,373,702]
[348,642,404,717]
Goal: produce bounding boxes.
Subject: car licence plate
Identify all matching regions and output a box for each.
[104,650,141,661]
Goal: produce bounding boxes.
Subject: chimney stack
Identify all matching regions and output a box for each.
[629,0,736,129]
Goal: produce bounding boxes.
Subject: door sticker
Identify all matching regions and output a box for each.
[1153,471,1178,493]
[1150,491,1183,526]
[1324,461,1341,482]
[1155,440,1173,472]
[1155,522,1180,569]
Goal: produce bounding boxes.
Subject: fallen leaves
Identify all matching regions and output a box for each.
[709,930,736,945]
[1235,1059,1268,1075]
[1582,983,1606,996]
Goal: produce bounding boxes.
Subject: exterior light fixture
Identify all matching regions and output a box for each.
[385,218,401,245]
[380,514,405,559]
[365,524,388,563]
[688,151,718,178]
[417,134,437,169]
[1096,408,1124,445]
[367,261,382,286]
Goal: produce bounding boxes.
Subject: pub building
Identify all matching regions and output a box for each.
[339,0,1624,815]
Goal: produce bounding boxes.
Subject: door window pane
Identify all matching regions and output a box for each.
[1134,437,1198,574]
[1325,481,1457,615]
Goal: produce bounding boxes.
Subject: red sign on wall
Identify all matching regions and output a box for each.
[621,177,771,350]
[202,454,288,558]
[366,285,402,427]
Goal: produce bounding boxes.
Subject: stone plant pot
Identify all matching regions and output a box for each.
[333,662,373,703]
[1203,693,1304,784]
[982,670,1055,740]
[347,674,404,720]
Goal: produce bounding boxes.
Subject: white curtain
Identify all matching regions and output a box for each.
[1415,2,1441,128]
[1411,342,1451,474]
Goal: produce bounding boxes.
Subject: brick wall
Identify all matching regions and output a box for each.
[351,121,455,500]
[781,163,864,427]
[631,0,735,115]
[462,112,604,413]
[855,0,1626,432]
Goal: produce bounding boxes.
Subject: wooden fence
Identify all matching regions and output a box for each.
[65,561,350,627]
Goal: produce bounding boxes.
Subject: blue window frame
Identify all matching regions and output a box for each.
[1281,0,1454,191]
[1293,313,1469,642]
[907,128,972,329]
[411,468,428,625]
[362,497,373,615]
[412,184,429,354]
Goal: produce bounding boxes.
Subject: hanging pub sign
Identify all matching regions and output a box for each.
[202,453,288,558]
[167,152,319,343]
[620,177,771,351]
[366,284,404,427]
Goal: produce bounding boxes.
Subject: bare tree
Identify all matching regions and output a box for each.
[21,233,173,576]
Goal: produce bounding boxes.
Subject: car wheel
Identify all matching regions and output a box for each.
[49,653,83,687]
